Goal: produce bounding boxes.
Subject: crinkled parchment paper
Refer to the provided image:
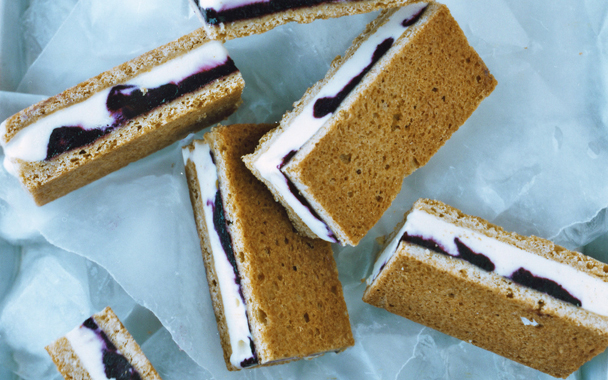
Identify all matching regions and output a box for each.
[1,0,607,379]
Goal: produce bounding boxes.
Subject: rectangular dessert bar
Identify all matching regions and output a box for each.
[363,199,608,378]
[182,124,354,370]
[1,29,244,206]
[243,2,497,246]
[46,306,162,380]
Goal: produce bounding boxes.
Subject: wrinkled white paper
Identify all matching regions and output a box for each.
[0,243,141,380]
[1,0,607,379]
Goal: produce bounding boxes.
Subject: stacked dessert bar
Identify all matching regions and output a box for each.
[183,124,353,369]
[46,307,162,380]
[1,31,243,205]
[244,2,496,246]
[364,199,608,378]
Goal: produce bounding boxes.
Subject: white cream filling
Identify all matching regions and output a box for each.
[250,3,429,243]
[197,0,268,13]
[520,317,539,326]
[367,207,608,317]
[1,41,230,172]
[182,142,256,369]
[65,324,112,380]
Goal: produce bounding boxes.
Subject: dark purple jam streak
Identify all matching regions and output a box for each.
[453,237,495,272]
[213,190,240,283]
[401,233,493,272]
[313,38,394,119]
[45,58,238,160]
[401,232,448,255]
[310,5,427,118]
[210,175,259,368]
[509,268,581,307]
[401,4,427,27]
[401,233,582,307]
[279,150,338,242]
[240,340,258,368]
[82,317,141,380]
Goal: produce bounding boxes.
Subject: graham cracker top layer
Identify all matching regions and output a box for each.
[2,28,210,143]
[205,124,353,363]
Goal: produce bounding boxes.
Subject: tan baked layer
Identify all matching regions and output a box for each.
[45,306,161,379]
[196,0,417,40]
[195,124,353,367]
[363,242,608,378]
[277,3,495,246]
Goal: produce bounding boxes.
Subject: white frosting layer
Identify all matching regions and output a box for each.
[367,207,608,317]
[182,141,256,369]
[197,0,268,13]
[1,41,230,171]
[250,3,428,243]
[65,323,111,380]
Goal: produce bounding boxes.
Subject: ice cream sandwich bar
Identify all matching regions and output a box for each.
[1,30,244,206]
[182,124,354,370]
[189,0,416,40]
[243,3,496,246]
[363,199,608,378]
[46,306,161,380]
